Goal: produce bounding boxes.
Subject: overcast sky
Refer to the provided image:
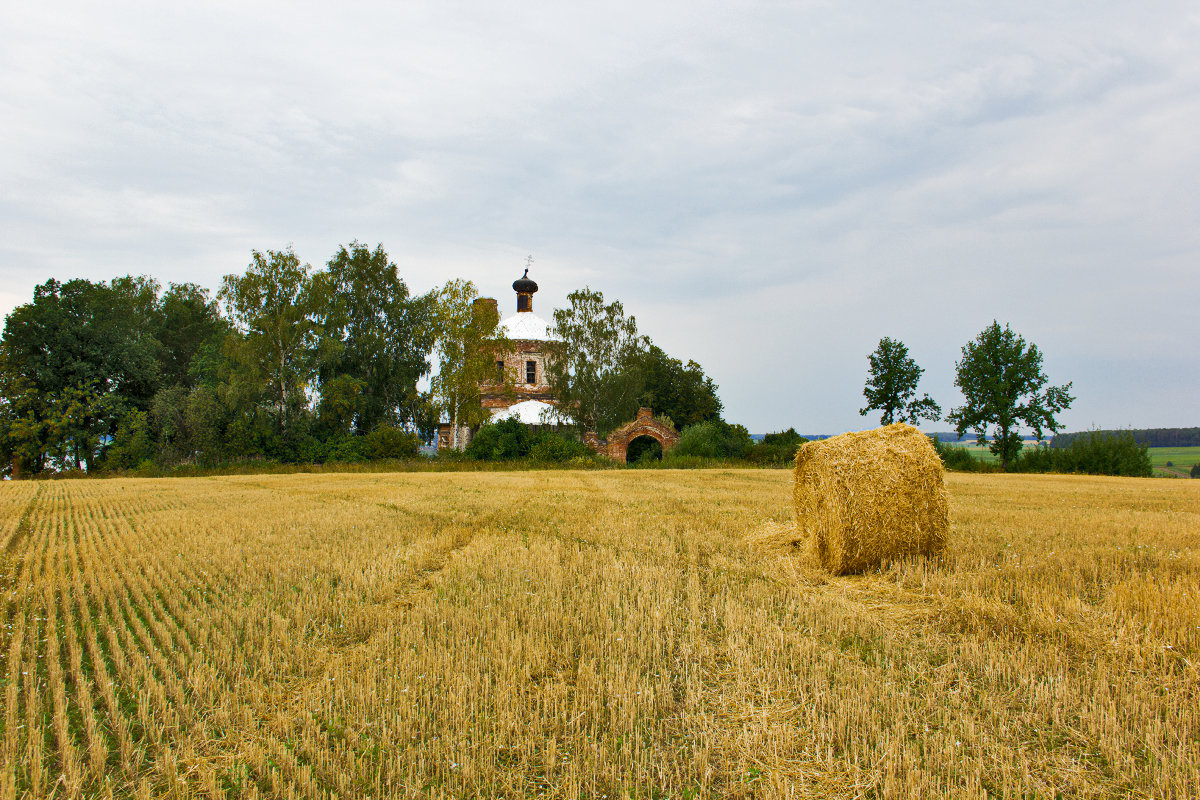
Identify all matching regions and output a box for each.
[2,1,1197,434]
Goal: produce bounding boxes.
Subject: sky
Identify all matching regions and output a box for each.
[2,1,1198,435]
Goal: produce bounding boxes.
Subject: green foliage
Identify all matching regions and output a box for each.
[156,283,228,389]
[219,248,321,441]
[312,242,435,433]
[947,321,1074,470]
[546,288,647,437]
[669,420,753,460]
[1013,431,1152,477]
[0,277,163,472]
[102,410,155,471]
[929,435,989,472]
[633,345,722,430]
[1191,463,1200,479]
[360,426,420,460]
[860,337,941,425]
[529,431,592,463]
[744,428,808,465]
[465,418,535,461]
[431,279,511,449]
[626,436,663,463]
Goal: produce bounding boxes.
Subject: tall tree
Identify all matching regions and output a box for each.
[155,283,228,389]
[634,344,722,430]
[430,279,510,449]
[546,287,647,436]
[0,277,162,473]
[312,242,435,434]
[219,248,320,442]
[859,337,941,425]
[948,321,1074,470]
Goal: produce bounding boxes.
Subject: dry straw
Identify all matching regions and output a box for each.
[793,423,948,575]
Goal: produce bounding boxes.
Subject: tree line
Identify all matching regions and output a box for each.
[1051,428,1200,449]
[0,246,729,477]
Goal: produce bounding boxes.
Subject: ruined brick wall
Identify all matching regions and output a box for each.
[588,408,681,462]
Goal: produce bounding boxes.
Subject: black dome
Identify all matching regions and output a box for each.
[513,268,538,294]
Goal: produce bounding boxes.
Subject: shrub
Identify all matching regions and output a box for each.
[361,426,420,460]
[1192,463,1200,479]
[670,420,753,460]
[1010,430,1151,476]
[465,418,534,461]
[1051,430,1152,477]
[744,427,807,465]
[530,431,591,463]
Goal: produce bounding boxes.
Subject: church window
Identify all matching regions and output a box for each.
[526,360,537,384]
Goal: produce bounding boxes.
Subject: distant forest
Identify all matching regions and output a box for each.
[1051,428,1200,448]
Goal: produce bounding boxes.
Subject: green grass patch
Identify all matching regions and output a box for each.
[1148,446,1200,476]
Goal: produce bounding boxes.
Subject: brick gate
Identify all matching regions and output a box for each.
[586,408,681,462]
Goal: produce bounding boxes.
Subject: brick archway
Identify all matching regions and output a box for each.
[588,408,681,462]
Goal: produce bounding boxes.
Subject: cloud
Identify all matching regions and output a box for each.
[1,1,1198,431]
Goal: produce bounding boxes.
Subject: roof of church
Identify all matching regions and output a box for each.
[490,399,556,425]
[499,311,558,341]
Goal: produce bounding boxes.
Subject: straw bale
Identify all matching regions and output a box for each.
[793,423,948,575]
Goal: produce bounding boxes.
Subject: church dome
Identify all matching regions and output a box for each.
[512,269,538,294]
[500,311,558,341]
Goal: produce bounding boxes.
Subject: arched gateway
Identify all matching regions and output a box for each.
[586,408,681,462]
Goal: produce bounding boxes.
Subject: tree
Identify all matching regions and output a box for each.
[219,248,320,445]
[947,321,1074,470]
[155,283,228,389]
[0,277,162,473]
[311,242,435,434]
[859,337,941,425]
[634,344,722,430]
[546,288,648,436]
[430,279,510,449]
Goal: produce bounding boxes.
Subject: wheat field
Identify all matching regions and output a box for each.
[0,470,1196,798]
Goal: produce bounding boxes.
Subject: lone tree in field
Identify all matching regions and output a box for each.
[948,321,1074,470]
[859,337,942,426]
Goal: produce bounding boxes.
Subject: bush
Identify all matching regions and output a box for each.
[530,431,591,463]
[1051,430,1151,477]
[102,411,156,471]
[1192,463,1200,479]
[1013,430,1151,477]
[361,426,420,460]
[465,418,534,461]
[669,420,753,460]
[744,427,807,465]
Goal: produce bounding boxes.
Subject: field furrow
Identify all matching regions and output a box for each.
[0,470,1195,798]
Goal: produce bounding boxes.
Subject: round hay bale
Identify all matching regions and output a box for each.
[793,423,948,575]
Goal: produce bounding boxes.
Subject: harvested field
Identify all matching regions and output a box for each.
[0,470,1197,798]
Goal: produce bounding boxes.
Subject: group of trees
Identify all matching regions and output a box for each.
[543,287,723,437]
[860,323,1075,470]
[0,252,729,477]
[0,244,468,476]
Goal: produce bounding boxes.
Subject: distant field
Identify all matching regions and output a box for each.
[1,471,1197,797]
[1149,446,1200,477]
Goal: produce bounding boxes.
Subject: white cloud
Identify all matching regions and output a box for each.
[2,0,1198,431]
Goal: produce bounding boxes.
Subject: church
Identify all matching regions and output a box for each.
[435,269,681,460]
[436,269,560,450]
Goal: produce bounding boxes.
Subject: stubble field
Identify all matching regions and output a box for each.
[0,469,1197,798]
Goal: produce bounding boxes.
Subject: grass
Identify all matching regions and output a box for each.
[1148,445,1200,477]
[0,470,1196,797]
